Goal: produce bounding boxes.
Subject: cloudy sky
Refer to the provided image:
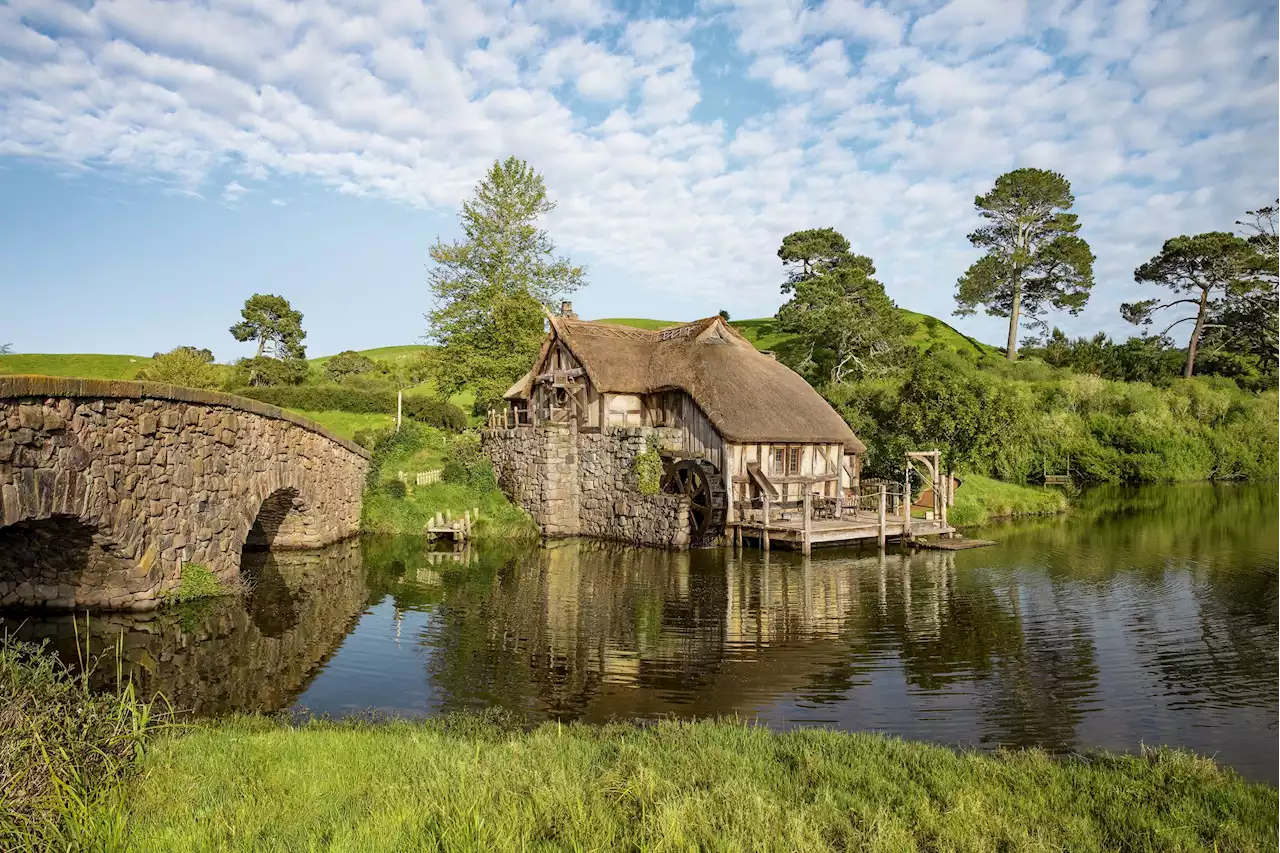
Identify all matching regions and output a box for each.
[1,0,1276,360]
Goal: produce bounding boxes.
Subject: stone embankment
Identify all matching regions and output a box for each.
[484,423,690,549]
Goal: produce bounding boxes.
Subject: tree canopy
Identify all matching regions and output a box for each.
[774,228,910,386]
[1125,231,1270,378]
[325,350,380,382]
[954,168,1095,360]
[427,157,585,412]
[230,294,307,360]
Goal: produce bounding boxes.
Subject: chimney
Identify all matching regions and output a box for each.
[559,301,577,319]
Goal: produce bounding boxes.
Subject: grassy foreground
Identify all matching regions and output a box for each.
[69,715,1278,853]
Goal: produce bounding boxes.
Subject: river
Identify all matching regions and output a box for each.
[4,483,1276,782]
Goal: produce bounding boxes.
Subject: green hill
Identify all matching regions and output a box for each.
[597,311,998,359]
[0,353,154,380]
[308,345,426,369]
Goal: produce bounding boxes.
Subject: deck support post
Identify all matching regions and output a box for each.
[941,468,949,531]
[802,491,812,556]
[877,484,887,550]
[762,494,770,552]
[902,463,911,540]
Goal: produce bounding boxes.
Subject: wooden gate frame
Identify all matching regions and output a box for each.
[904,449,947,530]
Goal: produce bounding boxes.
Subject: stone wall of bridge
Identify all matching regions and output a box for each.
[0,376,370,610]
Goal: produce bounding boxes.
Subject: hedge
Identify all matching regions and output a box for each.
[233,386,467,431]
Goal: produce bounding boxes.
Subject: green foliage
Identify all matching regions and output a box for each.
[229,293,307,361]
[633,436,664,496]
[135,346,221,390]
[0,353,154,380]
[164,563,226,603]
[955,168,1095,359]
[428,157,585,412]
[0,342,10,354]
[948,473,1069,526]
[324,350,381,382]
[229,355,308,387]
[234,385,467,431]
[78,715,1278,853]
[382,479,407,499]
[440,434,496,490]
[0,635,157,849]
[1127,230,1275,378]
[717,309,730,321]
[775,227,912,385]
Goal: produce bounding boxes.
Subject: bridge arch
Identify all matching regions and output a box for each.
[0,377,370,610]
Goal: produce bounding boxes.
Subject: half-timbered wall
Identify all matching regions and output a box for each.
[725,441,844,515]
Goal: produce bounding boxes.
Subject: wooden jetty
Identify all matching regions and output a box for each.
[426,507,480,541]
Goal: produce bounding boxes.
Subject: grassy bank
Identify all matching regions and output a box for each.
[67,714,1278,853]
[950,473,1070,527]
[359,422,536,541]
[0,637,159,851]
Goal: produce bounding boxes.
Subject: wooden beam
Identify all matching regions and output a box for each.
[802,491,812,556]
[877,484,887,550]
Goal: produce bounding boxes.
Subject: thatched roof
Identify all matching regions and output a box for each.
[510,316,864,451]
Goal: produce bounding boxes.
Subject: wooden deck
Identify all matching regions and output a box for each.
[728,509,954,552]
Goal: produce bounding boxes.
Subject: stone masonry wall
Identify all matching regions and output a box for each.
[484,423,689,549]
[0,377,370,611]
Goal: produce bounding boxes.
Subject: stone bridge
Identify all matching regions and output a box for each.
[0,377,370,610]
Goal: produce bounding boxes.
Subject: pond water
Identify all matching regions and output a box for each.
[3,483,1276,783]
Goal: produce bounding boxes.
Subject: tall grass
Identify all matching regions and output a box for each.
[0,630,161,850]
[81,713,1278,852]
[949,473,1070,526]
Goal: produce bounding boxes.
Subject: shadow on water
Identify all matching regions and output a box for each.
[1,483,1275,782]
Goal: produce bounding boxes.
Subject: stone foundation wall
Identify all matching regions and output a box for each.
[0,377,370,611]
[485,423,690,549]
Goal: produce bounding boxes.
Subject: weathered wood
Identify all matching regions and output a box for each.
[762,494,770,552]
[902,463,911,537]
[802,491,812,555]
[877,484,887,550]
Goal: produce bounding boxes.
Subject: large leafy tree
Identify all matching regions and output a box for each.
[1208,201,1279,375]
[427,157,584,411]
[774,228,910,386]
[230,294,307,360]
[1124,231,1270,378]
[954,168,1095,360]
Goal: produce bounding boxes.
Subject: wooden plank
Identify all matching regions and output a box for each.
[745,461,779,499]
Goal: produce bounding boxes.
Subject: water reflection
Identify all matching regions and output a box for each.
[1,484,1275,782]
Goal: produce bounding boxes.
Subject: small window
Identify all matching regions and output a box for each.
[772,446,803,476]
[773,448,785,474]
[788,447,800,474]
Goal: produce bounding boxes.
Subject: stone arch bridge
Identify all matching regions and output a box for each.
[0,377,369,610]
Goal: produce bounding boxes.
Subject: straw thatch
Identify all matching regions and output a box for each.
[512,316,865,452]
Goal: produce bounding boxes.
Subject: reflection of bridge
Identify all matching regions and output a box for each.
[3,540,369,715]
[0,377,369,610]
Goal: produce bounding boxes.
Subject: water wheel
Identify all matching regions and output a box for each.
[661,458,727,546]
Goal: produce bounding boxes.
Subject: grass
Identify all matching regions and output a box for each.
[308,345,426,369]
[164,563,228,603]
[72,714,1278,853]
[359,424,537,541]
[950,472,1070,527]
[0,635,159,851]
[0,353,153,380]
[289,409,396,440]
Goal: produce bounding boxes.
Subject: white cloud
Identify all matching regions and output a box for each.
[0,0,1275,341]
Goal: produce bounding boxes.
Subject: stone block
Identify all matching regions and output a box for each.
[138,414,157,435]
[0,440,13,462]
[18,405,43,429]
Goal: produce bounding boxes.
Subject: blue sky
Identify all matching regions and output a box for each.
[1,0,1276,361]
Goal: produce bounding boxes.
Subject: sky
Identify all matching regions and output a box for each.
[0,0,1276,361]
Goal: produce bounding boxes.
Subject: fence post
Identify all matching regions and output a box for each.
[802,491,812,556]
[902,464,911,538]
[762,494,771,552]
[877,484,887,550]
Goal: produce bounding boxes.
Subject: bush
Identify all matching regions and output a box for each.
[233,386,467,431]
[229,356,309,388]
[136,346,222,390]
[441,432,496,489]
[324,350,381,382]
[383,479,407,499]
[633,437,663,496]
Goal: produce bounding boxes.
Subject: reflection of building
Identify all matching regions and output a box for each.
[2,539,368,715]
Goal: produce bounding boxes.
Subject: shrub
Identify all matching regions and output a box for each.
[441,432,496,489]
[383,479,407,499]
[324,350,381,382]
[633,436,664,496]
[233,386,466,431]
[229,356,309,388]
[136,346,222,390]
[165,563,226,603]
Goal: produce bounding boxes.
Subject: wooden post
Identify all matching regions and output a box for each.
[877,484,887,550]
[941,469,949,530]
[397,389,403,432]
[802,491,812,556]
[902,462,911,539]
[762,494,770,552]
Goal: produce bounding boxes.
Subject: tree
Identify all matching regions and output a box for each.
[427,157,585,410]
[230,294,307,360]
[774,228,911,385]
[717,309,730,321]
[1210,201,1280,375]
[1125,232,1270,378]
[325,350,380,382]
[954,169,1095,360]
[0,343,10,355]
[137,346,222,389]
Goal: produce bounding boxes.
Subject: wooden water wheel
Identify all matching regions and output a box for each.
[661,457,727,545]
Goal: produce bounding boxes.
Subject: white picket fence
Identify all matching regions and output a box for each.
[396,469,443,486]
